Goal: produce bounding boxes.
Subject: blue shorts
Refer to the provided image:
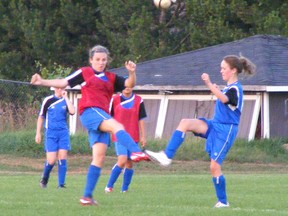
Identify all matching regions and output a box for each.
[44,129,71,152]
[114,141,139,159]
[80,107,112,147]
[194,118,238,165]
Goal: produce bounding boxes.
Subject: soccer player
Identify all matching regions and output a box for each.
[30,45,149,206]
[105,87,148,193]
[142,55,256,208]
[36,88,75,189]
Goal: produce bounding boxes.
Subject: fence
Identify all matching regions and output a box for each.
[0,79,50,132]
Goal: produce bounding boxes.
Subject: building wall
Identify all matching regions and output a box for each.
[69,92,262,140]
[269,92,288,138]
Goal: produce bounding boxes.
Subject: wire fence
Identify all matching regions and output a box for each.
[0,79,50,132]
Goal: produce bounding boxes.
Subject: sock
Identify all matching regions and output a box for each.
[122,168,134,192]
[83,165,101,198]
[106,164,123,188]
[115,130,141,152]
[58,159,67,187]
[42,161,54,181]
[164,130,185,159]
[212,175,227,204]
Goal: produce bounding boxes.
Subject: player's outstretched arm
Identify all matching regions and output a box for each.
[30,73,68,88]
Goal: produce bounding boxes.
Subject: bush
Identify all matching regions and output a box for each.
[0,130,44,157]
[1,130,288,163]
[0,130,118,158]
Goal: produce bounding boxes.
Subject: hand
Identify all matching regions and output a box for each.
[30,73,43,85]
[201,73,213,85]
[62,90,68,98]
[125,61,136,73]
[35,134,41,144]
[140,137,147,148]
[201,73,210,82]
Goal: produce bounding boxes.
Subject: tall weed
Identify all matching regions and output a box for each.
[1,131,288,163]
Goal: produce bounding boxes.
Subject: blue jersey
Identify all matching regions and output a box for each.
[39,95,69,130]
[213,81,243,125]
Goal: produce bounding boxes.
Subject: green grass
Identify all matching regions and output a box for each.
[1,131,288,215]
[0,173,287,216]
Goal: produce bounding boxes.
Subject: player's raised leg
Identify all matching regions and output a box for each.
[145,130,185,166]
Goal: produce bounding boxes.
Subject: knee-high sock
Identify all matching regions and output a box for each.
[42,161,54,181]
[83,165,101,198]
[115,130,141,152]
[58,159,67,187]
[106,164,123,188]
[212,175,227,204]
[164,130,185,159]
[122,168,134,192]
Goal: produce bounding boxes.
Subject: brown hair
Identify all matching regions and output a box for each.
[223,54,256,76]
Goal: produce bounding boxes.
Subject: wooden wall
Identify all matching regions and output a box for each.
[69,92,263,141]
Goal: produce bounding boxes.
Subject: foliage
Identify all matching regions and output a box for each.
[0,0,100,81]
[227,138,288,163]
[0,0,288,81]
[0,80,49,133]
[35,61,72,79]
[141,137,288,163]
[0,131,44,157]
[1,130,288,164]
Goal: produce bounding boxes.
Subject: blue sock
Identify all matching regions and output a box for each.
[106,164,123,188]
[83,165,101,198]
[58,159,67,187]
[164,130,185,159]
[42,162,54,181]
[212,175,227,204]
[122,168,134,192]
[115,130,141,152]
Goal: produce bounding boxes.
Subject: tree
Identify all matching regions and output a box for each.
[0,0,100,81]
[0,0,287,81]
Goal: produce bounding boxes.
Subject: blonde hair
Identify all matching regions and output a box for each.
[89,45,112,64]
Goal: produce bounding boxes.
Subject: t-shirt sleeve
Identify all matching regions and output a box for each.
[114,75,126,92]
[39,99,48,118]
[139,100,147,120]
[225,88,238,106]
[65,69,85,88]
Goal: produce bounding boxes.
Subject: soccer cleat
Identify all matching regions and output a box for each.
[39,178,48,188]
[130,152,150,162]
[214,201,230,208]
[80,197,98,206]
[104,187,113,193]
[121,190,128,193]
[144,150,172,166]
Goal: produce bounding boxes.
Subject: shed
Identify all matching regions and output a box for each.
[68,34,288,140]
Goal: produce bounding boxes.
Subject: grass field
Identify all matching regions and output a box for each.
[1,155,288,216]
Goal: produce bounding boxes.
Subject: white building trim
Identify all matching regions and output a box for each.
[266,86,288,92]
[263,92,270,138]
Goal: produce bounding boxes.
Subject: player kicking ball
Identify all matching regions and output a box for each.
[138,55,256,208]
[31,45,149,206]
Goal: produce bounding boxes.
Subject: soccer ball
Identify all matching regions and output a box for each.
[153,0,172,9]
